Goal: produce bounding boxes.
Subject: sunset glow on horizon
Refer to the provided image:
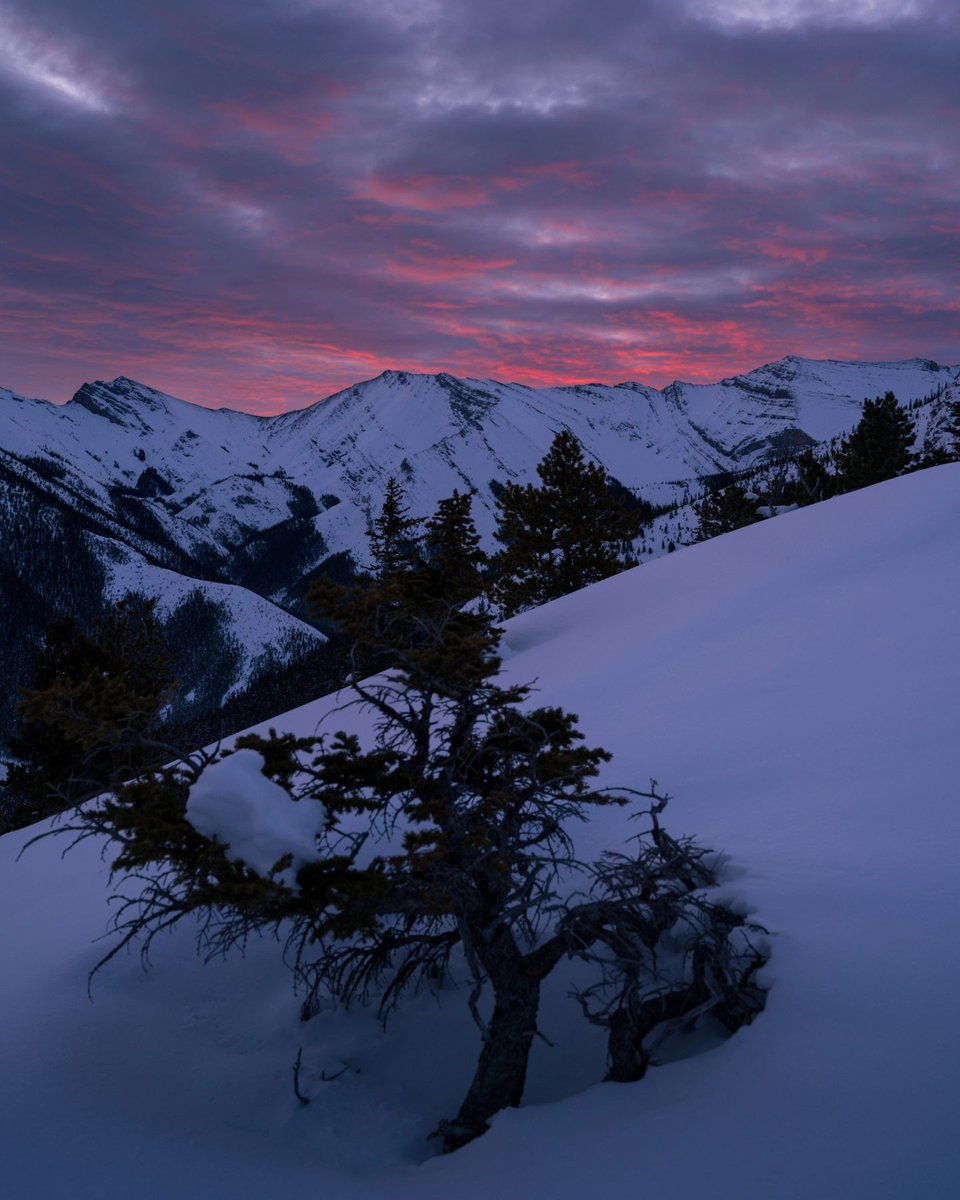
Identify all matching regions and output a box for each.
[1,0,957,414]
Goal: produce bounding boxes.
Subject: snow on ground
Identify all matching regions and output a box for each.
[1,465,958,1199]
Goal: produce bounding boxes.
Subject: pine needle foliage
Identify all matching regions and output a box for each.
[945,396,960,461]
[834,392,916,492]
[2,596,177,832]
[783,450,839,507]
[34,487,767,1155]
[367,475,421,581]
[492,430,643,617]
[693,484,761,542]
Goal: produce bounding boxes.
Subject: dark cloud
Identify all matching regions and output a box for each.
[0,0,957,410]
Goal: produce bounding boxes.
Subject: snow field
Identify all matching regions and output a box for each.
[1,464,958,1198]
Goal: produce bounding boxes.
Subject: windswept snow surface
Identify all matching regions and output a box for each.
[1,466,959,1199]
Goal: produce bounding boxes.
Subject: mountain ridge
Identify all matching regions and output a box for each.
[5,352,957,418]
[2,353,957,749]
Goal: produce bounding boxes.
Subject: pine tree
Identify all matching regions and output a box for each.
[2,596,177,831]
[38,489,766,1154]
[693,484,761,542]
[367,476,421,580]
[310,477,425,679]
[310,487,491,692]
[493,430,642,617]
[785,451,839,507]
[834,392,916,492]
[944,396,960,461]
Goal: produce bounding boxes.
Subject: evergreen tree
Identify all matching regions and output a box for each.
[309,488,489,692]
[834,392,916,492]
[310,477,425,679]
[38,488,766,1154]
[493,430,643,617]
[421,489,487,599]
[693,484,761,542]
[945,396,960,461]
[2,596,177,832]
[367,476,421,580]
[783,451,839,508]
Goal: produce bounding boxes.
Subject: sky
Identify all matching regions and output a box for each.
[0,0,958,414]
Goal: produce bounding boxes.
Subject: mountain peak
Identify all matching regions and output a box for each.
[375,369,419,386]
[68,380,127,419]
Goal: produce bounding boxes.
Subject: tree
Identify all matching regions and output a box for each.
[38,489,766,1154]
[784,450,839,507]
[693,483,761,542]
[943,395,960,461]
[367,476,421,581]
[834,392,916,493]
[492,430,643,617]
[2,596,177,832]
[310,477,425,680]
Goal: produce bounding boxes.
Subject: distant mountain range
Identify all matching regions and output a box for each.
[2,355,957,746]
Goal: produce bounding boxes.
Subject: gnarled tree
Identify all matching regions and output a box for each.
[38,488,767,1153]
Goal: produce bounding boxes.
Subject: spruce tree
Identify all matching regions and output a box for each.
[493,430,642,617]
[2,596,177,831]
[367,476,421,580]
[310,477,424,679]
[945,396,960,461]
[785,450,838,507]
[38,488,766,1154]
[834,392,916,492]
[693,483,761,542]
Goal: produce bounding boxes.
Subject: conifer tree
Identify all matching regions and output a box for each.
[493,430,642,617]
[693,483,761,542]
[308,486,485,675]
[39,488,766,1154]
[834,392,916,492]
[785,450,839,507]
[945,396,960,461]
[367,476,421,580]
[2,596,177,831]
[310,477,424,679]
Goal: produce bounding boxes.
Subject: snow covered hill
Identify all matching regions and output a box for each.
[1,464,957,1199]
[0,456,326,746]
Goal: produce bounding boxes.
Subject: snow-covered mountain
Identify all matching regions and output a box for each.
[2,464,957,1199]
[3,356,956,578]
[2,355,956,742]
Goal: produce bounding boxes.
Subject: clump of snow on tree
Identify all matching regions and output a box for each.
[185,749,324,889]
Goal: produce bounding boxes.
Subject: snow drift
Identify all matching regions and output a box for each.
[1,464,958,1199]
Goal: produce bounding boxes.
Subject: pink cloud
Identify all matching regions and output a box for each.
[355,173,491,213]
[207,91,343,165]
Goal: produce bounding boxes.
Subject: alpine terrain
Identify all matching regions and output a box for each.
[2,355,956,747]
[0,462,957,1198]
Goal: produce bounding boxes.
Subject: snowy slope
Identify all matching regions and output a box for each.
[1,464,957,1199]
[94,536,325,699]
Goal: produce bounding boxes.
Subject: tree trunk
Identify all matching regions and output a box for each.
[604,1007,650,1083]
[441,926,542,1152]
